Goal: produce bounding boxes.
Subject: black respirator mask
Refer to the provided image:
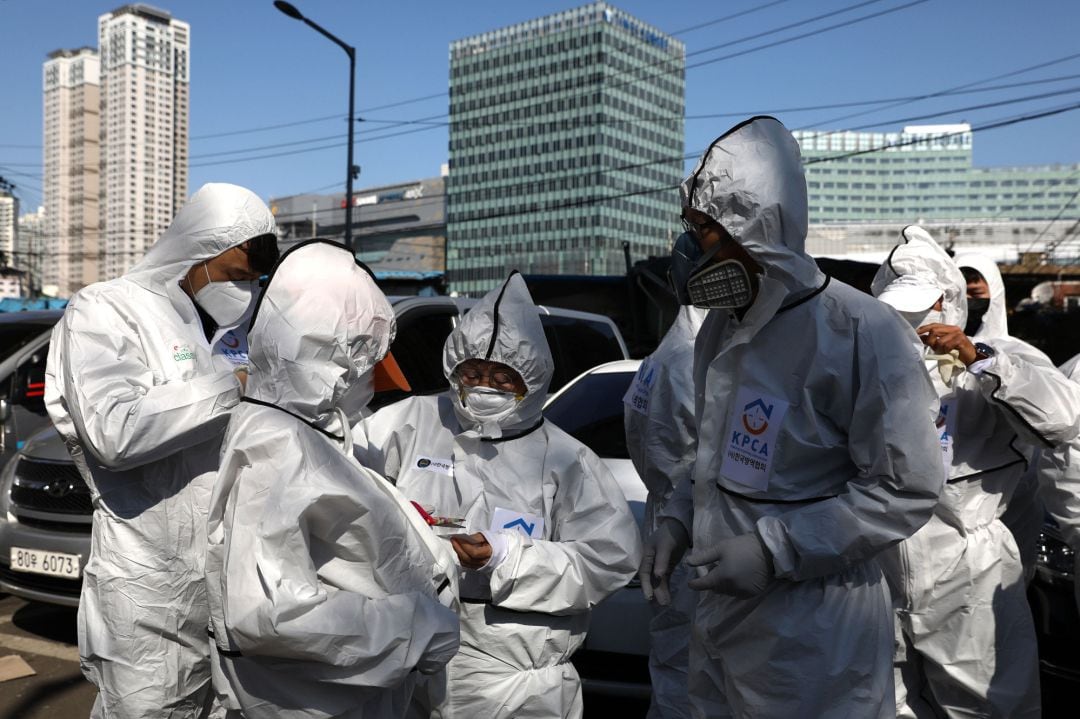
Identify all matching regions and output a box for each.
[669,232,754,310]
[964,297,991,336]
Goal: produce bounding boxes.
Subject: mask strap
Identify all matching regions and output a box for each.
[203,262,212,288]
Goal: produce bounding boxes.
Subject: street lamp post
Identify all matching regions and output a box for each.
[273,1,358,254]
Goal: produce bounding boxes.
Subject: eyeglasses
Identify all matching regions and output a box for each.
[681,210,712,239]
[456,364,519,389]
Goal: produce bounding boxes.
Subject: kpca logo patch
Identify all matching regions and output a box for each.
[741,398,772,435]
[720,387,790,492]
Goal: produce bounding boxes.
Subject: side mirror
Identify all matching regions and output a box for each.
[0,398,10,424]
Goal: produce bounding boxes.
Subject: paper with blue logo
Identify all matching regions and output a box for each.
[491,507,544,539]
[622,356,655,416]
[720,386,790,492]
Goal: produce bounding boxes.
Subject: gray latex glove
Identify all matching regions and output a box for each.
[686,532,773,598]
[638,518,690,606]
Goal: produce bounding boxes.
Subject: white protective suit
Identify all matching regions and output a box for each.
[623,305,705,719]
[204,240,460,719]
[1035,353,1080,613]
[44,183,276,719]
[661,116,945,719]
[956,252,1047,582]
[874,227,1080,719]
[355,272,642,719]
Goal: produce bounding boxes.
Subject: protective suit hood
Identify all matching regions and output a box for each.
[443,272,554,437]
[871,225,968,328]
[127,182,276,292]
[955,252,1009,338]
[246,240,395,438]
[680,116,825,301]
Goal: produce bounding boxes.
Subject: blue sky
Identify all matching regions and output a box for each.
[2,0,1079,212]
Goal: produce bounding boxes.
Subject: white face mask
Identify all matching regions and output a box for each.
[194,263,255,327]
[461,385,520,419]
[455,385,522,437]
[898,308,944,332]
[336,371,375,426]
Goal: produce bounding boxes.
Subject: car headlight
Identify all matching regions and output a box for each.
[1036,527,1076,580]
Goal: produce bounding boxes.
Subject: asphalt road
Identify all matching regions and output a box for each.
[0,592,1073,718]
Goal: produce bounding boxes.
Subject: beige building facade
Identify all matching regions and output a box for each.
[98,4,189,279]
[43,47,101,297]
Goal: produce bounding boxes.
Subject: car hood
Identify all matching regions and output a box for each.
[19,425,72,462]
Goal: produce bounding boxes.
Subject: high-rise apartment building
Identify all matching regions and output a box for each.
[794,124,1080,224]
[0,185,17,268]
[447,2,684,294]
[43,47,100,297]
[98,4,189,279]
[17,206,46,295]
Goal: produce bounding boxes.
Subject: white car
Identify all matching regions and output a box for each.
[543,359,651,697]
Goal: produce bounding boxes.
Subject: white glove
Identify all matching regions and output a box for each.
[687,532,773,598]
[638,518,690,606]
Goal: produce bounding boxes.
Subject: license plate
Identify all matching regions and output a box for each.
[10,547,81,579]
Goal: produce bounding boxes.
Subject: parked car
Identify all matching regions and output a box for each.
[543,359,651,697]
[1029,518,1080,681]
[0,297,630,606]
[0,310,65,467]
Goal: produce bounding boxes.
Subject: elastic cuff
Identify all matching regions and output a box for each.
[756,515,796,579]
[968,355,997,375]
[478,530,510,572]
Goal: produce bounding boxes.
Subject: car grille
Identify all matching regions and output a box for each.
[9,458,92,515]
[0,564,82,598]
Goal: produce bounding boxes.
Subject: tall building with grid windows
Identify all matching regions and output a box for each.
[98,4,189,280]
[43,47,100,297]
[447,2,684,295]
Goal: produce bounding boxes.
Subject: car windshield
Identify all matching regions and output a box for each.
[544,370,633,459]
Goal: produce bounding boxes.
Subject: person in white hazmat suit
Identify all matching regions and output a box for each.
[44,182,279,719]
[956,252,1049,583]
[639,116,946,719]
[623,304,706,719]
[1035,353,1080,614]
[353,271,642,719]
[872,227,1080,718]
[204,240,461,719]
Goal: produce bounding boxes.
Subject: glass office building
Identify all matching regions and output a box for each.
[447,2,685,294]
[794,124,1080,224]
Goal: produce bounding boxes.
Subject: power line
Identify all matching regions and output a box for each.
[187,1,803,145]
[838,85,1080,134]
[804,101,1080,164]
[669,0,796,36]
[799,50,1080,134]
[187,1,930,170]
[1024,186,1080,254]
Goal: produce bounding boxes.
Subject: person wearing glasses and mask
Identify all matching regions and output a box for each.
[638,116,946,718]
[354,271,642,719]
[44,183,279,719]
